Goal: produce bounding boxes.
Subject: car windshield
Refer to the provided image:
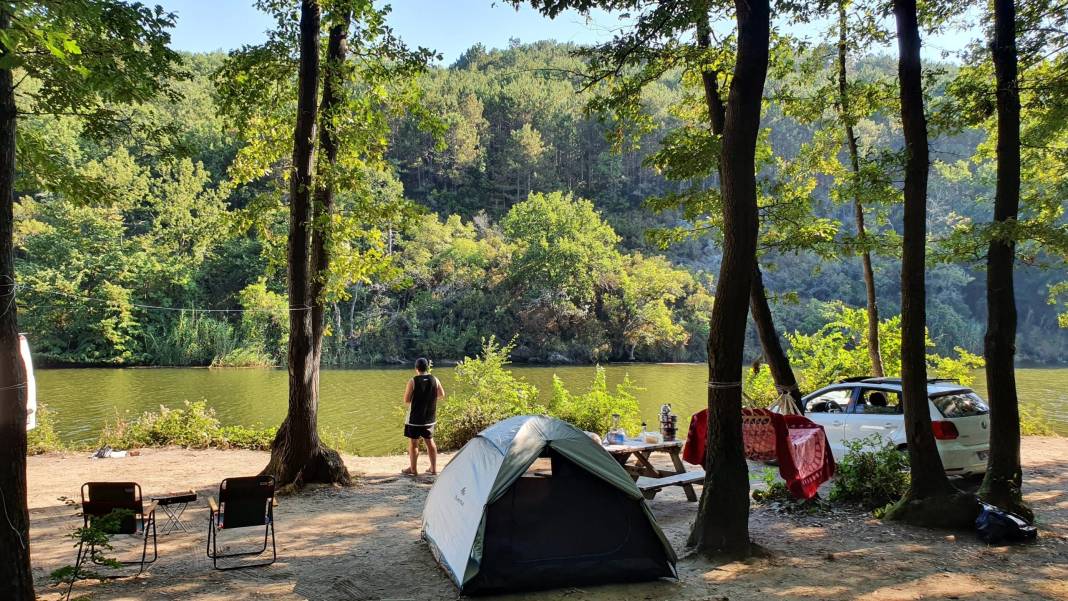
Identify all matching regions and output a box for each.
[932,392,989,418]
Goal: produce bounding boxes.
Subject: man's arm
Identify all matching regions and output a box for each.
[435,377,445,400]
[404,379,414,405]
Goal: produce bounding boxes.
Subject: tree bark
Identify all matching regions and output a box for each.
[262,0,350,488]
[837,0,884,377]
[0,7,34,598]
[979,0,1029,520]
[697,9,802,414]
[687,0,769,557]
[749,266,803,412]
[884,0,975,528]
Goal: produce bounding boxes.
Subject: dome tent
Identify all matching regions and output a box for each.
[422,415,677,595]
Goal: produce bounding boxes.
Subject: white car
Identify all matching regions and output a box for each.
[802,377,989,476]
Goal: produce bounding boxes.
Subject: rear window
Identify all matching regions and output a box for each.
[932,392,989,418]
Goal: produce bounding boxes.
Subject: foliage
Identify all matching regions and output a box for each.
[548,367,641,437]
[435,336,543,450]
[9,40,1068,366]
[27,403,63,455]
[98,400,275,450]
[751,467,793,504]
[50,506,133,592]
[829,435,911,512]
[1020,404,1059,437]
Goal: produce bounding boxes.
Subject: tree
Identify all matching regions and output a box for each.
[218,0,432,486]
[883,0,976,528]
[976,0,1027,519]
[835,0,886,377]
[0,2,181,597]
[688,0,770,555]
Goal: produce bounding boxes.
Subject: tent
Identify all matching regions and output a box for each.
[422,415,677,595]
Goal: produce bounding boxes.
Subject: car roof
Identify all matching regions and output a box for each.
[807,377,973,397]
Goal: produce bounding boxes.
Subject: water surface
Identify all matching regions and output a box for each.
[35,365,1068,455]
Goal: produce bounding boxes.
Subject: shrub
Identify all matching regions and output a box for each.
[1020,404,1058,437]
[99,400,276,450]
[27,403,64,455]
[751,467,792,504]
[435,336,543,450]
[548,366,641,436]
[829,434,911,512]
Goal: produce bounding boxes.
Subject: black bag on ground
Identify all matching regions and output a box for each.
[976,502,1037,545]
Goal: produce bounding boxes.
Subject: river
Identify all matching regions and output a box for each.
[34,365,1068,455]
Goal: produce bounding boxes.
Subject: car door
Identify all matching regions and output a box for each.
[802,387,853,459]
[844,387,904,447]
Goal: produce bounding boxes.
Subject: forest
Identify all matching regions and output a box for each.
[12,42,1067,367]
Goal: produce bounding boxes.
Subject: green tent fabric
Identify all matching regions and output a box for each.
[422,415,677,594]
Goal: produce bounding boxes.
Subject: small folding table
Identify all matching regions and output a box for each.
[152,490,197,534]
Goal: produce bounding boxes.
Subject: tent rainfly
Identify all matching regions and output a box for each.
[422,415,677,595]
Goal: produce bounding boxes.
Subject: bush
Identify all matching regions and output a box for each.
[548,366,641,436]
[829,434,911,512]
[1020,404,1059,436]
[27,403,64,455]
[751,467,792,504]
[99,400,276,450]
[435,336,543,450]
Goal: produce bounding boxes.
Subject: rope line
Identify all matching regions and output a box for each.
[0,382,26,392]
[707,381,743,389]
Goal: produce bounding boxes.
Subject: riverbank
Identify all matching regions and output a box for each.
[28,437,1068,600]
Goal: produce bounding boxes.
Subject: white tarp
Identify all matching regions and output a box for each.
[19,333,36,430]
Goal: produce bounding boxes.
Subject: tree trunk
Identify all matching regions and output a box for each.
[837,0,884,377]
[698,9,802,414]
[0,8,34,598]
[979,0,1029,520]
[884,0,975,528]
[262,0,350,488]
[687,0,769,557]
[749,266,803,412]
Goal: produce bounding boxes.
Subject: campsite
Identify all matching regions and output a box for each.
[2,0,1068,600]
[24,439,1068,600]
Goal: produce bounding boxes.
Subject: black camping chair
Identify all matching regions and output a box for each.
[67,482,158,599]
[206,475,276,570]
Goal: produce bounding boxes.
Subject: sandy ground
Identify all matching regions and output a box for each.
[27,437,1068,601]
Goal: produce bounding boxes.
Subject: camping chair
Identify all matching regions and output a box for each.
[206,475,276,570]
[67,482,158,598]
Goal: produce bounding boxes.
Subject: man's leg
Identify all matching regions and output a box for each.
[426,437,438,474]
[407,437,419,475]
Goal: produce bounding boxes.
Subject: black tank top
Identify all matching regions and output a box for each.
[407,374,438,426]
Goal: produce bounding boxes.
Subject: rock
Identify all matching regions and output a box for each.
[546,352,572,364]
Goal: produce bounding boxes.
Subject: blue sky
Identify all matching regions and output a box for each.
[158,1,980,63]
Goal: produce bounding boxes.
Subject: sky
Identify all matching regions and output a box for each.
[158,0,981,64]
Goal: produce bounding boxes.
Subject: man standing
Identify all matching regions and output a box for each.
[402,357,443,476]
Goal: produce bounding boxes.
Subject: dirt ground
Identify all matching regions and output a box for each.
[27,437,1068,601]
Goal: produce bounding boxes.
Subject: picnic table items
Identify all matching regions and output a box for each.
[152,490,197,534]
[681,408,836,500]
[604,438,699,501]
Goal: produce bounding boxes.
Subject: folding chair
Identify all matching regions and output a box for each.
[206,475,276,570]
[67,482,158,599]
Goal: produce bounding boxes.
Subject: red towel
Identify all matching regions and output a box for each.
[682,408,835,500]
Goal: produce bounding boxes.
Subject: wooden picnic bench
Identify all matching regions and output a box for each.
[636,469,705,500]
[604,439,701,501]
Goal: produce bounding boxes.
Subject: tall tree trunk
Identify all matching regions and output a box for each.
[0,8,34,598]
[837,0,884,377]
[749,266,803,412]
[884,0,975,528]
[697,9,802,413]
[687,0,769,557]
[979,0,1029,520]
[262,0,350,487]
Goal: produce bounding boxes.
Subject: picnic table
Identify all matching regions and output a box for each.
[603,439,702,501]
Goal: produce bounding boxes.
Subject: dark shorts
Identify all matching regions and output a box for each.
[404,424,435,440]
